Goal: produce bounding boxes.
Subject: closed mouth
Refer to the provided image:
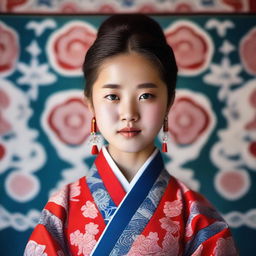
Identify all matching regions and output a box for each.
[118,127,141,133]
[117,127,141,138]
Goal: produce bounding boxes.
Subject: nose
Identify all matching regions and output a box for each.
[119,99,139,122]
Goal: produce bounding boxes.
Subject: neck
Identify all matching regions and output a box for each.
[107,145,156,182]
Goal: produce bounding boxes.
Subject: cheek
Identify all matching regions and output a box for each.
[142,103,166,126]
[94,103,118,127]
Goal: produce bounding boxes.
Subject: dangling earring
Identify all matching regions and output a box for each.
[89,117,100,155]
[162,116,168,153]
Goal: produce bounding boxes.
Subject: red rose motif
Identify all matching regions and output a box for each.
[245,89,256,130]
[0,22,19,75]
[0,143,6,160]
[218,171,246,194]
[98,4,116,13]
[249,88,256,108]
[48,98,92,145]
[7,172,39,202]
[215,170,250,200]
[165,22,213,75]
[138,4,157,13]
[248,141,256,158]
[0,113,11,135]
[48,22,96,75]
[60,2,80,13]
[0,88,10,108]
[221,0,243,11]
[6,0,28,11]
[0,89,12,135]
[168,97,210,145]
[240,28,256,75]
[174,3,193,12]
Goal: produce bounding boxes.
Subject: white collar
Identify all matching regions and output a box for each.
[102,146,159,192]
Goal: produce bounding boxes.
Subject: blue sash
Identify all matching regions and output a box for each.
[91,151,169,255]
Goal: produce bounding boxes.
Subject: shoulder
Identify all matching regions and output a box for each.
[165,175,238,255]
[45,176,85,212]
[166,174,225,221]
[168,174,212,204]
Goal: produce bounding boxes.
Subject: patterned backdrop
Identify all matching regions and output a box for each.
[1,0,256,13]
[0,7,256,256]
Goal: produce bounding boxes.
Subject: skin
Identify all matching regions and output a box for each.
[85,52,171,182]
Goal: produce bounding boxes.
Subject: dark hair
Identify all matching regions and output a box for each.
[83,14,178,106]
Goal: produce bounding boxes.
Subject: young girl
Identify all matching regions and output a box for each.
[24,14,238,256]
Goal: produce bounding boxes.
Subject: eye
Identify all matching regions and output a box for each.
[105,94,119,101]
[139,93,155,100]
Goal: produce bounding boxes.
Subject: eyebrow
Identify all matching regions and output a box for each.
[102,83,158,89]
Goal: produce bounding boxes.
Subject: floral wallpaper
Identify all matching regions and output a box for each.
[0,14,256,255]
[0,0,255,13]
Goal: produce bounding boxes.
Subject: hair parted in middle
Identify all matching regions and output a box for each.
[83,14,178,107]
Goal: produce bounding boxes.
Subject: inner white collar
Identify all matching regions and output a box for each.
[102,146,159,192]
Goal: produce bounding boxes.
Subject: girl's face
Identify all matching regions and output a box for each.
[87,52,169,156]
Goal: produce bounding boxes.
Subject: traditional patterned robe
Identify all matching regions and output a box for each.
[24,147,238,256]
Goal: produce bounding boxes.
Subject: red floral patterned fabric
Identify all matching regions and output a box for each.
[24,150,238,255]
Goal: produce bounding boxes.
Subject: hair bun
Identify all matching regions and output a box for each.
[97,14,166,42]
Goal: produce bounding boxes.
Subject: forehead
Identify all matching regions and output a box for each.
[97,52,163,82]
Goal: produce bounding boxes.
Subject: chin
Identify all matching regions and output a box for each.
[117,144,154,154]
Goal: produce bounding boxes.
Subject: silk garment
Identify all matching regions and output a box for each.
[24,149,238,256]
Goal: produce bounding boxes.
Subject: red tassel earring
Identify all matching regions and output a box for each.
[162,116,168,153]
[90,117,100,155]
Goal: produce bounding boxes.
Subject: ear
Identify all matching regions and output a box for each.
[84,97,95,115]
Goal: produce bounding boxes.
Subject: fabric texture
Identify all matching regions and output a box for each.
[24,149,238,255]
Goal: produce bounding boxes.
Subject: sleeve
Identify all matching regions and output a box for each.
[24,224,65,256]
[24,186,70,256]
[177,181,239,256]
[191,227,239,256]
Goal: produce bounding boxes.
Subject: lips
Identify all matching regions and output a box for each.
[117,127,141,138]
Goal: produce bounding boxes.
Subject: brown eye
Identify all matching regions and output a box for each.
[139,93,154,100]
[105,94,119,101]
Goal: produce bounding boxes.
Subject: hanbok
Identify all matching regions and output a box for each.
[24,147,238,256]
